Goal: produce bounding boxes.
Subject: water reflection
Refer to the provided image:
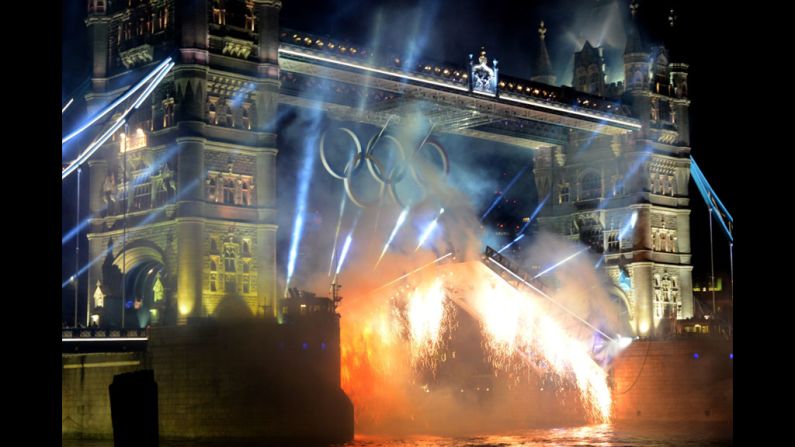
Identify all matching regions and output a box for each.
[64,422,732,447]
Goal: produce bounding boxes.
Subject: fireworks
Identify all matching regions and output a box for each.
[340,260,613,428]
[405,278,455,370]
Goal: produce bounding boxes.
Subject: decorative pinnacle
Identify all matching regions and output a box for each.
[538,21,547,40]
[668,8,676,27]
[479,46,487,64]
[630,0,639,17]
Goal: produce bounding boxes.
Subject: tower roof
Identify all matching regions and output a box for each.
[575,40,602,65]
[665,8,687,64]
[532,21,556,85]
[624,0,647,55]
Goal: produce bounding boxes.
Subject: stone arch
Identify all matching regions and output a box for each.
[112,239,165,274]
[606,283,634,334]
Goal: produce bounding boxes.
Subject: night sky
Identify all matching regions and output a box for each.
[62,1,738,306]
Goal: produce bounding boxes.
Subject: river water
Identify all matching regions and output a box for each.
[63,422,732,446]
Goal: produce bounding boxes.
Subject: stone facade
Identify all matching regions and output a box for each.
[534,4,694,338]
[611,339,732,422]
[85,0,281,328]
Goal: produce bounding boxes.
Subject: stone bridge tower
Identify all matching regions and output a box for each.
[85,0,282,327]
[533,1,693,338]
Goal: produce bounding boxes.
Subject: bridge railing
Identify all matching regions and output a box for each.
[61,328,148,340]
[482,246,551,295]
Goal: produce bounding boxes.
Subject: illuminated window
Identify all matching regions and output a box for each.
[208,102,217,125]
[223,240,237,293]
[225,273,235,292]
[122,20,132,41]
[242,107,251,130]
[209,258,218,292]
[162,99,174,128]
[223,178,236,204]
[88,0,106,14]
[580,172,601,200]
[605,231,619,253]
[222,104,234,127]
[242,240,251,257]
[223,244,236,273]
[157,7,168,31]
[559,183,570,204]
[132,180,151,211]
[242,262,251,294]
[207,172,254,206]
[240,179,252,206]
[245,1,256,32]
[212,1,226,25]
[207,176,218,202]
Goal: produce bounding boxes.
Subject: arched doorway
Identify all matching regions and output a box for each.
[124,261,167,328]
[111,244,168,329]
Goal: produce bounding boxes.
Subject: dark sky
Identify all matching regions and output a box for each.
[62,0,738,293]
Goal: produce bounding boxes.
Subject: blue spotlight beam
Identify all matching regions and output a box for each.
[374,252,453,291]
[62,61,175,180]
[284,112,322,294]
[498,234,524,254]
[415,208,444,251]
[480,161,532,221]
[328,192,348,276]
[496,192,551,253]
[62,57,173,145]
[375,207,410,268]
[533,247,589,279]
[691,158,733,222]
[690,157,733,242]
[335,233,354,276]
[62,98,75,114]
[61,179,199,289]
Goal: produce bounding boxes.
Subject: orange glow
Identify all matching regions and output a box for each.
[339,260,612,429]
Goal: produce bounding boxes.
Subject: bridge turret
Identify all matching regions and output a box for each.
[531,21,556,86]
[85,0,111,111]
[666,8,690,145]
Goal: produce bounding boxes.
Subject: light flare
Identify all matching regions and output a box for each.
[335,233,354,276]
[468,266,612,422]
[414,207,444,251]
[375,207,409,268]
[404,279,453,370]
[534,247,590,279]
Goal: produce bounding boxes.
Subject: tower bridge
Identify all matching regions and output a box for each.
[70,0,697,340]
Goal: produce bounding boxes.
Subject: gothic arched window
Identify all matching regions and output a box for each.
[242,107,250,130]
[580,172,601,200]
[209,258,218,292]
[208,102,217,125]
[558,182,570,204]
[245,1,256,32]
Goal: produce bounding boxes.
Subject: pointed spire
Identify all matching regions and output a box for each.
[531,21,556,85]
[665,8,685,63]
[624,0,646,55]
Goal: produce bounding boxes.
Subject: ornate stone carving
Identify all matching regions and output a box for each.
[469,48,498,96]
[222,37,253,59]
[120,44,154,69]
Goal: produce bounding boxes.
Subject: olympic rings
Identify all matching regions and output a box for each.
[409,140,449,185]
[365,134,407,185]
[318,126,450,208]
[319,127,362,179]
[344,155,386,208]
